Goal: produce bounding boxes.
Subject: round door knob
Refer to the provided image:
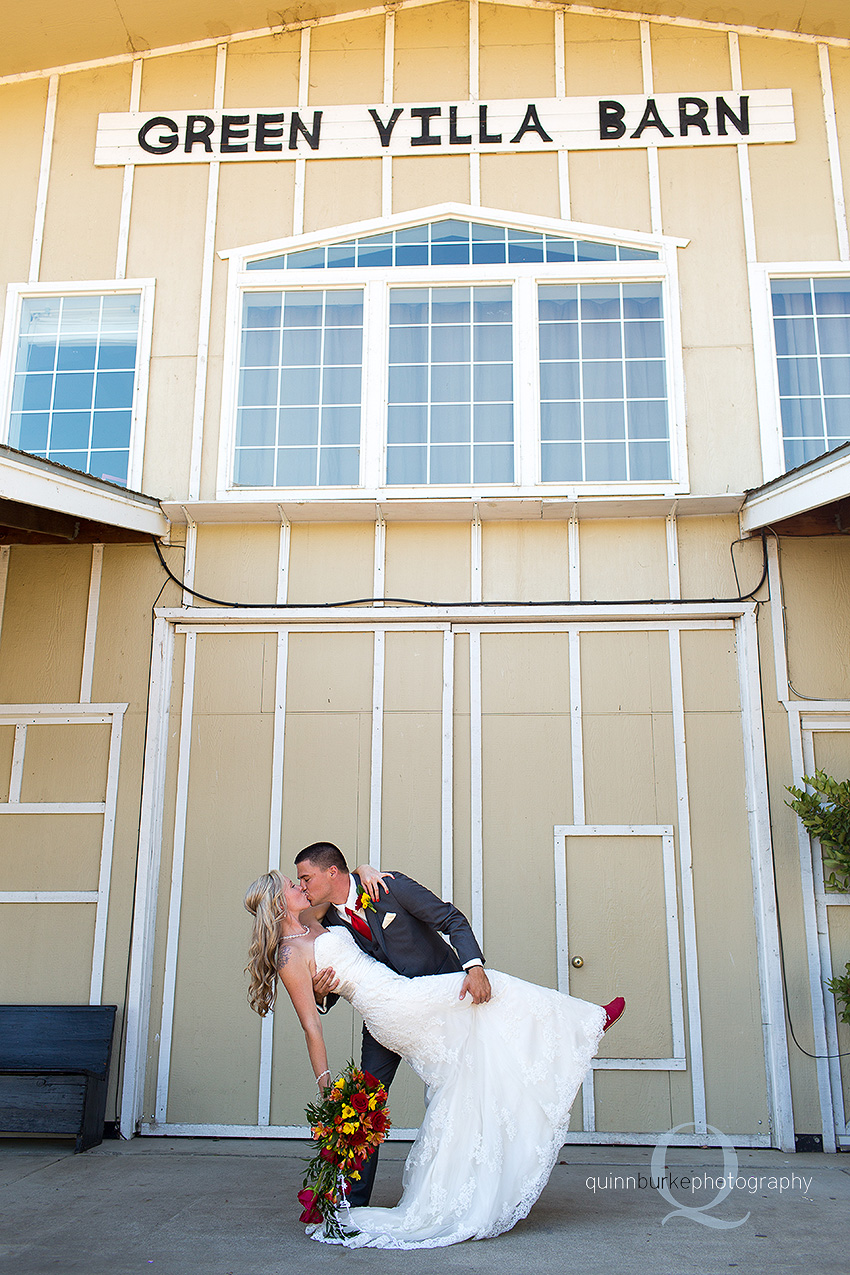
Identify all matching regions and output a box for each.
[570,956,584,968]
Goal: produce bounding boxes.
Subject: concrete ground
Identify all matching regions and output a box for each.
[1,1137,848,1275]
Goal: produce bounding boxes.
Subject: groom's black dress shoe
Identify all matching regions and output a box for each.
[602,996,625,1033]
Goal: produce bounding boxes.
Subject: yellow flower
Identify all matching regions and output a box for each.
[342,1122,357,1135]
[341,1105,355,1119]
[368,1096,377,1110]
[334,1078,345,1089]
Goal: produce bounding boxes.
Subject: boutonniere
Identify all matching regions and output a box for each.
[358,888,376,914]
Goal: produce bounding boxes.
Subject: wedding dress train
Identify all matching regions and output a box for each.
[308,927,606,1249]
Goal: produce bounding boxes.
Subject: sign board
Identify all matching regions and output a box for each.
[95,91,794,165]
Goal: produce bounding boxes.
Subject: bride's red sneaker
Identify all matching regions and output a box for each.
[602,996,625,1033]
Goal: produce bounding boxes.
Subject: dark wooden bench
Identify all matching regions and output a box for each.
[0,1005,117,1152]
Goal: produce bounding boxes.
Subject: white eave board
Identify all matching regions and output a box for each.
[0,448,168,537]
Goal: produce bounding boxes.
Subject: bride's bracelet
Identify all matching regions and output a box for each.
[316,1069,331,1090]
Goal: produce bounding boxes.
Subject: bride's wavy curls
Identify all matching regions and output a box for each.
[244,869,285,1017]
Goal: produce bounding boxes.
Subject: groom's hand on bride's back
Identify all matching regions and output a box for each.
[460,966,492,1005]
[313,966,339,1007]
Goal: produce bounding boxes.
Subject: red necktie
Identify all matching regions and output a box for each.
[345,907,372,941]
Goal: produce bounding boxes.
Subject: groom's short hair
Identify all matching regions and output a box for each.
[295,842,348,873]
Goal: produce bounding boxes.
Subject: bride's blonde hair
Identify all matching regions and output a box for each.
[244,869,286,1017]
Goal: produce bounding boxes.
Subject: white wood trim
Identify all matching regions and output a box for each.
[8,723,26,802]
[766,535,789,702]
[373,507,386,602]
[182,513,197,607]
[368,629,385,868]
[568,511,580,601]
[29,75,58,283]
[382,10,395,217]
[0,704,122,723]
[258,1013,275,1128]
[0,801,106,814]
[441,628,454,902]
[470,508,482,602]
[554,0,567,215]
[120,615,175,1137]
[748,262,785,484]
[668,627,707,1133]
[469,627,483,943]
[277,511,290,604]
[818,45,850,263]
[560,1131,772,1146]
[2,1,849,92]
[0,890,99,903]
[736,609,794,1150]
[141,1121,422,1139]
[729,35,757,266]
[80,545,103,704]
[164,601,754,625]
[292,28,311,236]
[468,0,480,205]
[89,710,124,1003]
[569,630,584,822]
[115,60,143,280]
[640,22,662,234]
[0,545,9,643]
[155,630,197,1125]
[665,513,680,599]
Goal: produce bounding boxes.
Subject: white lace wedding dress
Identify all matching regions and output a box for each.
[309,927,606,1249]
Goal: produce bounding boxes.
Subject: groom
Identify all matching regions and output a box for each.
[295,841,490,1206]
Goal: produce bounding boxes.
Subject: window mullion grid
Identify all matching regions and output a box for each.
[426,288,433,485]
[362,277,386,488]
[515,275,537,487]
[619,283,629,482]
[89,296,103,476]
[577,286,586,482]
[809,278,828,454]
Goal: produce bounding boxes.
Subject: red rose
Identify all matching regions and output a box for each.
[371,1111,388,1132]
[362,1071,380,1087]
[319,1148,338,1164]
[350,1091,368,1114]
[297,1189,323,1225]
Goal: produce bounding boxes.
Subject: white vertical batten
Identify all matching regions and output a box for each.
[187,44,226,502]
[154,630,197,1124]
[293,28,311,235]
[120,615,175,1137]
[665,513,680,600]
[640,22,662,233]
[441,628,454,901]
[735,608,795,1151]
[80,545,104,704]
[9,725,27,803]
[766,535,789,702]
[469,627,484,942]
[818,44,850,262]
[115,60,143,280]
[568,630,584,822]
[182,511,198,608]
[0,546,11,648]
[568,511,580,602]
[729,33,758,263]
[471,507,482,602]
[373,508,386,603]
[668,627,707,1132]
[89,709,125,1003]
[258,628,290,1126]
[277,510,291,604]
[788,706,837,1150]
[29,75,59,283]
[382,9,395,216]
[469,0,481,206]
[554,7,570,218]
[369,629,386,868]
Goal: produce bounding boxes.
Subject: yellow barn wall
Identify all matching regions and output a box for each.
[0,80,50,284]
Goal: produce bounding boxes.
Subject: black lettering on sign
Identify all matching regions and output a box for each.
[289,111,323,150]
[369,107,403,147]
[717,95,749,136]
[221,114,250,152]
[599,101,626,140]
[479,105,502,144]
[449,106,472,145]
[184,115,215,152]
[509,104,553,145]
[631,98,674,139]
[411,107,442,146]
[256,113,285,152]
[138,116,179,154]
[678,98,710,136]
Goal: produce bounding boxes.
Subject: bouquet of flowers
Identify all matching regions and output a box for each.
[298,1061,391,1239]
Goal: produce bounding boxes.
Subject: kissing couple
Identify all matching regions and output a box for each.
[244,841,624,1250]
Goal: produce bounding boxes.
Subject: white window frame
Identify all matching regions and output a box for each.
[218,205,688,503]
[751,261,850,484]
[0,278,156,492]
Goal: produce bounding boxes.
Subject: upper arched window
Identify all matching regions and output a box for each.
[219,206,685,499]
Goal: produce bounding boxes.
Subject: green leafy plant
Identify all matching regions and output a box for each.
[827,962,850,1026]
[786,770,850,893]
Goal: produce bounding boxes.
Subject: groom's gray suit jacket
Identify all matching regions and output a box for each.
[320,872,484,1007]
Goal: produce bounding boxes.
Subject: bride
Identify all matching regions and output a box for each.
[244,869,620,1250]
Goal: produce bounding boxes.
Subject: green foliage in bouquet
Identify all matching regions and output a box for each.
[786,771,850,893]
[298,1060,391,1240]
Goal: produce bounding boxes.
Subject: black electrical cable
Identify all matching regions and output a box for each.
[152,528,770,609]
